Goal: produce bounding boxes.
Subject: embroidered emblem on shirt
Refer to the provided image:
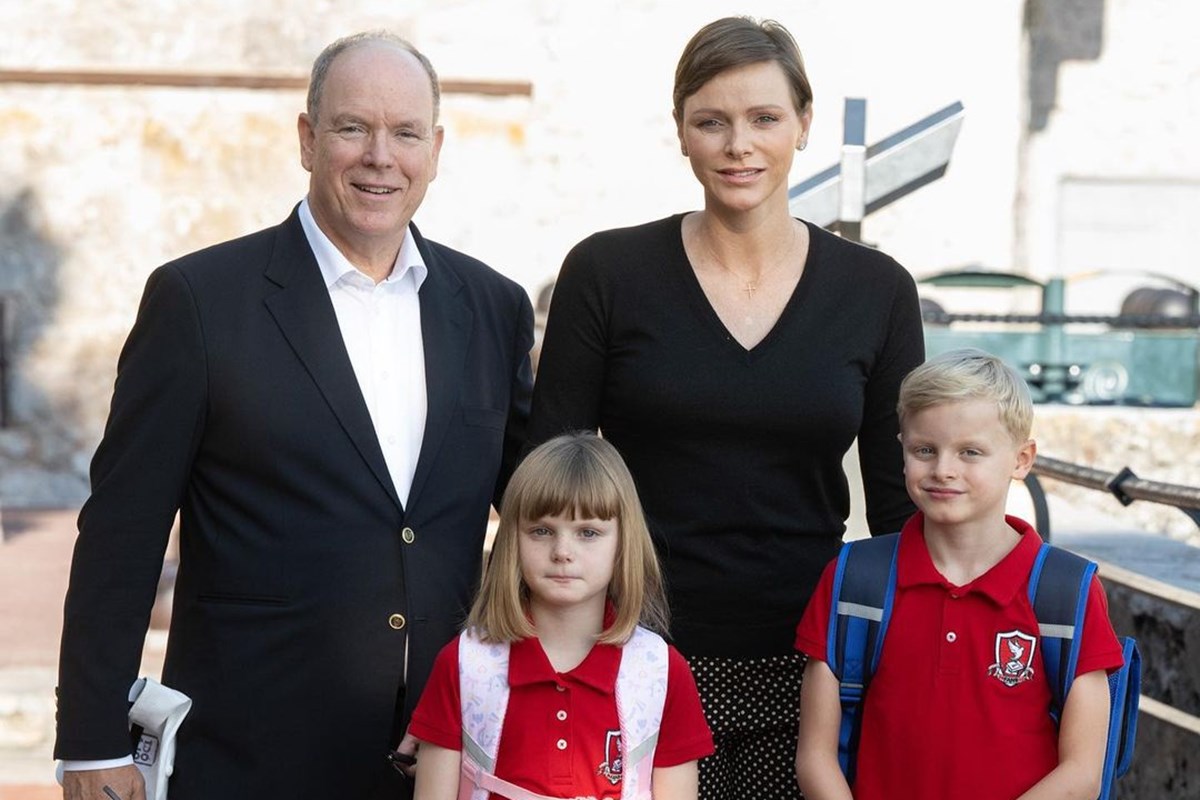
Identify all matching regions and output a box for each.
[597,729,623,785]
[987,630,1037,686]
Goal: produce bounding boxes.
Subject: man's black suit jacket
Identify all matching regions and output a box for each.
[55,208,533,798]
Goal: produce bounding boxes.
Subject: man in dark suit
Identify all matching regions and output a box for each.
[55,31,533,800]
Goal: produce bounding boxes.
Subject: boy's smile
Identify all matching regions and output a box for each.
[900,399,1036,538]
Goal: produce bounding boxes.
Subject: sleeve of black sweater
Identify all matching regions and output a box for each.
[528,234,609,444]
[857,262,924,535]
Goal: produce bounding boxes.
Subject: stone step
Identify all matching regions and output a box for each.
[0,668,55,786]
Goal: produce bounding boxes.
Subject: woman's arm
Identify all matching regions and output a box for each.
[412,742,463,800]
[528,239,609,444]
[794,658,854,800]
[1015,669,1110,800]
[651,761,699,800]
[857,264,924,534]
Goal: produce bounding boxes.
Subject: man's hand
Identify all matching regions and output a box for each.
[62,764,145,800]
[392,729,421,779]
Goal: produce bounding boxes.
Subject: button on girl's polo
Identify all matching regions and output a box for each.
[795,513,1124,800]
[411,627,714,800]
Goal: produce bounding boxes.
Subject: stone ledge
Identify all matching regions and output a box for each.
[1119,696,1200,800]
[1095,557,1200,717]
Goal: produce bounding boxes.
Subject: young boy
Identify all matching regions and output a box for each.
[793,348,1125,800]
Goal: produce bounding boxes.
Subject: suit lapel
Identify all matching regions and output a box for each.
[407,225,473,511]
[262,209,403,512]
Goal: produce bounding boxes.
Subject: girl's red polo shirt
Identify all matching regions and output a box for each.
[795,514,1124,800]
[411,629,713,800]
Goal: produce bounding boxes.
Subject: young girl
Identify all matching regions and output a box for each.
[410,433,713,800]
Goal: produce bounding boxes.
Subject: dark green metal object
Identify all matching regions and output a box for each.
[920,271,1200,407]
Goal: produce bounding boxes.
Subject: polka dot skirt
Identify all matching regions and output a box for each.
[687,653,807,800]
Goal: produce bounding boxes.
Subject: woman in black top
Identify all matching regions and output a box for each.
[529,17,924,800]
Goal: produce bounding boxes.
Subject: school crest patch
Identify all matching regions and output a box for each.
[987,630,1036,686]
[597,729,623,785]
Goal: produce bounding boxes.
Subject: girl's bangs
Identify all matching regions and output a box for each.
[516,453,622,522]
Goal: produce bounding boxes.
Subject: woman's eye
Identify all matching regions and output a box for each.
[755,114,779,124]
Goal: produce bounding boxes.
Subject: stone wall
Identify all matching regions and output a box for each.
[1033,407,1200,545]
[0,0,1029,506]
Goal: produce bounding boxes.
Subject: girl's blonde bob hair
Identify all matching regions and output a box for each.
[466,433,669,645]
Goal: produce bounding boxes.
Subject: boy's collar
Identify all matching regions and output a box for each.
[896,512,1044,605]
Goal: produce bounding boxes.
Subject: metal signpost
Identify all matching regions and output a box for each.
[789,98,965,240]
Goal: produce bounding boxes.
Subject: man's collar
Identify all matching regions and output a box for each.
[896,512,1043,605]
[298,197,427,289]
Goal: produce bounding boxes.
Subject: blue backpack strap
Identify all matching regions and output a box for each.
[1030,544,1141,798]
[1028,543,1094,722]
[826,533,900,781]
[1099,637,1140,799]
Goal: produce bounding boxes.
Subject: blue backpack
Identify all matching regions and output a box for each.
[827,533,1140,799]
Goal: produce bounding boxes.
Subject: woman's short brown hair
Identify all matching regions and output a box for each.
[466,433,669,645]
[673,16,813,122]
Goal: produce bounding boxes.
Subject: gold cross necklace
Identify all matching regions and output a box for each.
[700,222,798,302]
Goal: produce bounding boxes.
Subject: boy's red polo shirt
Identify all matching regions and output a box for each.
[795,513,1124,800]
[411,625,713,800]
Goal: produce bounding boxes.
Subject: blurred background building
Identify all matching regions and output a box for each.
[0,0,1197,506]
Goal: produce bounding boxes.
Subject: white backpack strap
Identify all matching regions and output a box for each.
[615,627,669,800]
[457,629,512,800]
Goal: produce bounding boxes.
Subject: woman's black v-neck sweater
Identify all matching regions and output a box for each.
[529,214,925,657]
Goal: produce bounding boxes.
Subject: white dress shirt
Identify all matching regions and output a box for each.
[298,198,428,507]
[61,200,428,772]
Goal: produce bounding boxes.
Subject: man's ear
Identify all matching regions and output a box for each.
[298,113,316,172]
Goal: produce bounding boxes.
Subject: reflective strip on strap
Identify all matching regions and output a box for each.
[837,601,883,622]
[626,731,659,766]
[1039,623,1076,639]
[462,734,494,773]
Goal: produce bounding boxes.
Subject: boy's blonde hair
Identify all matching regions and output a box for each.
[898,348,1034,442]
[466,433,670,645]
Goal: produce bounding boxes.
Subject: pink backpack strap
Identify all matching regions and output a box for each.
[615,626,669,800]
[460,758,593,800]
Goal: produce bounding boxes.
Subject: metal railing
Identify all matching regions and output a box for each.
[1026,455,1200,540]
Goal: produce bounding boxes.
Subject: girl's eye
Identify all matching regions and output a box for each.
[528,527,552,537]
[578,528,600,539]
